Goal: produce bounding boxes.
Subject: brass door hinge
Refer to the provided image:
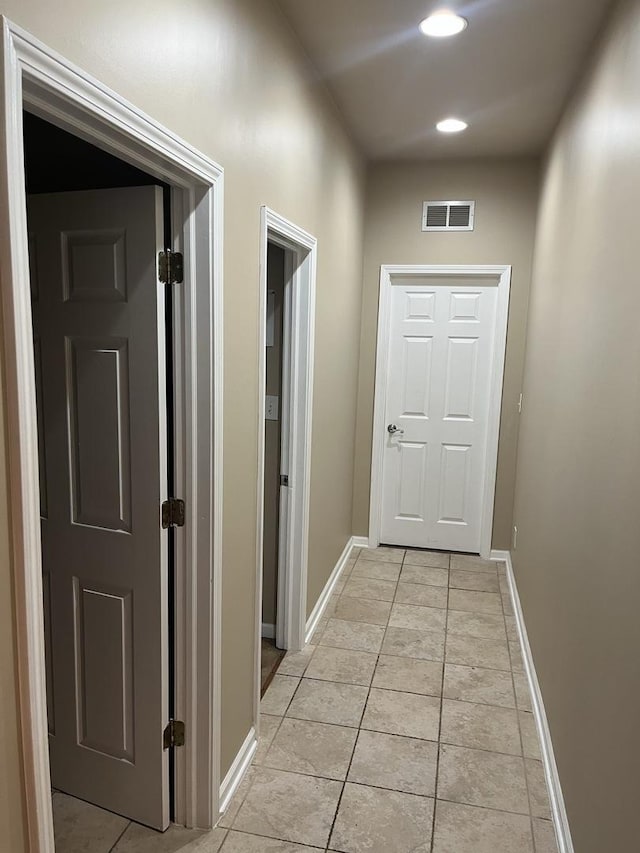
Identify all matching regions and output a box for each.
[162,498,185,529]
[158,250,184,285]
[163,719,185,750]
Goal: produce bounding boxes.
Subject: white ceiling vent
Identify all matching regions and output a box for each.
[422,200,475,232]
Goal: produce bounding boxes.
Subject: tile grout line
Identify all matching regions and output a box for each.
[279,706,532,759]
[311,546,361,853]
[361,547,446,851]
[429,550,451,853]
[314,636,512,674]
[236,560,344,840]
[324,547,403,852]
[441,553,529,844]
[278,675,519,708]
[500,559,538,851]
[227,825,324,849]
[107,820,132,853]
[228,768,539,825]
[224,655,306,829]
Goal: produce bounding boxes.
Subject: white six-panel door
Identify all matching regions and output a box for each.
[379,275,500,553]
[29,186,170,829]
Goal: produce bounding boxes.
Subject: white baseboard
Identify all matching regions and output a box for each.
[305,536,363,644]
[351,535,370,549]
[219,726,257,816]
[503,551,574,853]
[261,622,275,640]
[490,549,510,562]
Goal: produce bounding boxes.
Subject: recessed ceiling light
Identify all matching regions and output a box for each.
[420,11,468,38]
[436,117,468,133]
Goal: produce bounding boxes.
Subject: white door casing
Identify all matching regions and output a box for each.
[0,18,224,848]
[253,207,316,743]
[370,266,511,557]
[29,186,170,829]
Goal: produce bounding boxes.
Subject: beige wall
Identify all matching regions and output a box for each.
[354,160,540,550]
[512,1,640,849]
[262,244,285,628]
[0,0,366,828]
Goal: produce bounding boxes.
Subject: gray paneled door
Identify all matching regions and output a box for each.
[29,186,170,830]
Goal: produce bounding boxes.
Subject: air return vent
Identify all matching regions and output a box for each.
[422,200,475,232]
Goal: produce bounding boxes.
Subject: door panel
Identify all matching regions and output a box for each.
[396,441,427,521]
[401,336,432,416]
[29,186,169,830]
[380,281,498,552]
[74,579,134,761]
[67,336,131,531]
[438,443,471,524]
[63,228,127,302]
[443,337,478,421]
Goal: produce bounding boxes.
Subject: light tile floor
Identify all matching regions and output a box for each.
[220,546,560,853]
[53,546,560,853]
[52,790,228,852]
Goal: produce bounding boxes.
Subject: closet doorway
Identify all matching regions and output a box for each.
[255,209,316,708]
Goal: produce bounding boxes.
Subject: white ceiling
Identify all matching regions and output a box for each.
[277,0,612,160]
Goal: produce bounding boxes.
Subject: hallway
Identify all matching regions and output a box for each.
[218,546,558,852]
[51,544,557,852]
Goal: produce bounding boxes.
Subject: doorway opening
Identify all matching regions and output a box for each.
[260,242,287,694]
[0,21,223,850]
[24,111,176,840]
[254,208,317,726]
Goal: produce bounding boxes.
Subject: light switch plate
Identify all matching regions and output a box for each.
[265,395,279,420]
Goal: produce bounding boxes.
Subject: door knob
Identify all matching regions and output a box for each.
[387,424,404,435]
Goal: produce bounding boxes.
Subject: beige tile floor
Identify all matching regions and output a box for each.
[51,790,228,852]
[220,547,560,853]
[52,546,559,853]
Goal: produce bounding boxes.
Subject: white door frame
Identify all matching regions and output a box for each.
[369,264,511,559]
[254,207,316,720]
[0,19,224,849]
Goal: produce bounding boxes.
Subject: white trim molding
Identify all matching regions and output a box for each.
[369,264,511,560]
[254,207,317,734]
[0,18,224,846]
[498,551,574,853]
[305,536,360,644]
[490,549,510,562]
[261,623,276,640]
[351,536,370,549]
[218,727,257,816]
